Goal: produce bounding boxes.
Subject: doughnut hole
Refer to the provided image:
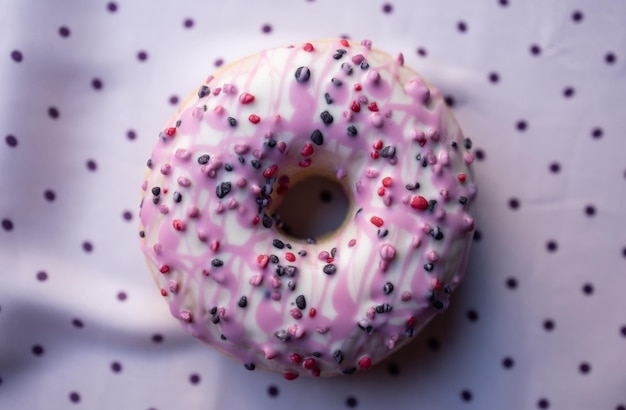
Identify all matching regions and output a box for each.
[273,174,351,240]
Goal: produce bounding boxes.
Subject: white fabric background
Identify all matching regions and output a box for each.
[1,0,625,409]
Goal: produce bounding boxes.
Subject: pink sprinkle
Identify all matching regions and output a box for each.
[358,95,369,104]
[175,148,192,160]
[248,114,260,124]
[438,150,450,165]
[404,78,430,103]
[348,239,356,247]
[250,184,262,195]
[426,151,437,165]
[464,152,475,164]
[179,310,192,322]
[436,208,446,220]
[164,127,176,137]
[303,42,314,52]
[290,308,303,320]
[223,84,236,94]
[236,177,247,188]
[366,307,376,320]
[421,223,432,234]
[439,189,449,199]
[239,92,255,104]
[234,143,250,155]
[215,202,224,214]
[187,206,199,218]
[206,75,214,83]
[379,260,389,273]
[336,168,346,179]
[249,274,263,286]
[301,143,314,156]
[383,193,392,207]
[159,264,170,273]
[366,168,379,178]
[396,52,404,65]
[426,128,440,141]
[168,280,178,293]
[217,307,225,318]
[361,39,372,49]
[288,324,304,338]
[212,87,221,96]
[290,353,302,363]
[318,251,329,261]
[264,348,278,360]
[177,176,191,187]
[411,196,428,210]
[464,216,475,231]
[257,254,269,268]
[386,337,397,349]
[411,236,422,248]
[370,112,383,128]
[401,291,412,302]
[343,110,353,121]
[160,164,171,175]
[192,107,203,119]
[355,181,362,193]
[153,243,162,254]
[340,38,350,47]
[351,54,365,64]
[263,164,278,179]
[172,219,186,231]
[277,141,287,153]
[158,205,169,214]
[197,230,208,242]
[315,326,329,334]
[271,291,281,301]
[227,198,238,209]
[271,275,281,288]
[367,70,380,84]
[427,251,440,262]
[299,158,312,167]
[141,180,147,191]
[402,195,410,204]
[213,105,224,115]
[380,243,396,260]
[210,240,220,251]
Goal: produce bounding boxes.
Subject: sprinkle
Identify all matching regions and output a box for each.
[239,92,255,104]
[310,129,324,145]
[160,164,171,174]
[320,111,333,125]
[151,187,161,196]
[257,254,269,268]
[405,182,420,191]
[152,196,160,205]
[333,350,344,364]
[164,127,176,137]
[285,265,297,277]
[458,173,467,183]
[401,292,412,302]
[215,182,232,199]
[431,226,444,240]
[172,219,186,231]
[272,239,285,249]
[226,117,237,127]
[380,145,396,158]
[299,158,312,167]
[173,192,182,203]
[244,363,255,371]
[251,159,261,169]
[358,356,372,370]
[424,263,434,272]
[179,310,192,322]
[303,42,314,52]
[464,138,473,149]
[211,259,224,268]
[324,92,333,104]
[309,308,317,317]
[303,358,316,370]
[376,304,393,313]
[285,252,296,262]
[433,300,444,310]
[159,265,170,274]
[274,330,291,342]
[341,62,353,75]
[301,143,314,156]
[340,39,350,47]
[294,66,311,83]
[248,114,260,124]
[331,78,343,87]
[283,372,299,381]
[370,216,384,227]
[379,243,396,260]
[287,280,296,291]
[262,214,273,228]
[237,296,247,308]
[323,264,336,275]
[360,61,369,70]
[383,282,394,294]
[290,308,303,319]
[249,274,263,286]
[263,164,278,179]
[410,196,428,210]
[197,85,210,98]
[368,102,379,112]
[295,295,306,309]
[459,196,468,205]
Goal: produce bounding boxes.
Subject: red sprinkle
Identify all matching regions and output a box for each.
[368,102,379,112]
[373,140,383,150]
[311,368,321,377]
[163,188,168,194]
[410,195,428,210]
[371,151,380,160]
[309,308,317,318]
[172,219,186,231]
[377,187,385,196]
[248,114,260,124]
[301,143,314,156]
[159,265,170,274]
[370,216,384,227]
[326,257,334,263]
[303,42,314,52]
[407,316,416,326]
[290,354,302,363]
[303,358,316,370]
[252,215,259,225]
[457,173,467,183]
[239,92,255,104]
[358,356,372,370]
[299,158,312,168]
[382,176,393,187]
[160,288,167,296]
[350,101,361,112]
[285,252,296,262]
[283,372,299,381]
[433,279,442,290]
[354,83,362,91]
[257,254,269,268]
[263,164,278,179]
[164,127,176,137]
[340,39,350,47]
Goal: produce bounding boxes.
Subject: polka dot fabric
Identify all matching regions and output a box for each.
[1,1,625,409]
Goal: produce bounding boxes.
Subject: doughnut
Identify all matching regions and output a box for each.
[139,39,477,379]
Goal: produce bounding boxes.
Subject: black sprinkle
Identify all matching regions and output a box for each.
[323,264,337,275]
[238,296,248,308]
[198,154,210,165]
[152,196,160,205]
[331,78,343,87]
[173,192,182,203]
[424,263,434,272]
[298,250,307,257]
[295,295,306,309]
[405,182,420,191]
[331,247,337,257]
[238,156,245,164]
[333,52,343,60]
[151,187,161,196]
[287,280,296,291]
[216,182,232,199]
[265,139,277,148]
[333,350,344,364]
[459,196,468,205]
[324,92,333,104]
[355,208,363,215]
[312,351,322,358]
[203,105,208,111]
[428,200,437,211]
[444,284,453,294]
[383,282,394,295]
[211,315,220,324]
[310,129,324,145]
[381,146,396,158]
[320,111,334,125]
[227,117,237,127]
[262,214,273,228]
[464,138,473,150]
[211,259,224,268]
[433,300,444,310]
[295,66,311,83]
[220,334,227,341]
[251,159,261,169]
[274,330,291,342]
[197,85,210,98]
[285,243,292,249]
[422,158,428,167]
[451,141,458,149]
[342,367,357,375]
[337,49,347,55]
[139,230,145,238]
[341,62,353,75]
[375,304,392,314]
[244,363,255,371]
[209,306,217,315]
[273,239,285,249]
[306,238,317,244]
[347,125,358,137]
[224,163,233,172]
[377,229,389,238]
[285,265,297,277]
[146,158,153,169]
[360,61,369,70]
[175,120,182,127]
[431,226,444,240]
[269,255,279,264]
[406,327,416,337]
[275,265,285,276]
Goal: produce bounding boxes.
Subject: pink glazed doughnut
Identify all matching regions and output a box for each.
[139,39,477,379]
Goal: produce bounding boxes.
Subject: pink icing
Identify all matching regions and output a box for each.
[139,39,476,379]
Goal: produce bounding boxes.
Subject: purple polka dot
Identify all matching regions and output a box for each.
[387,362,400,376]
[37,271,48,281]
[91,78,103,90]
[117,291,127,301]
[506,277,518,289]
[582,283,594,295]
[32,345,44,356]
[499,0,509,6]
[508,198,520,210]
[72,318,84,328]
[11,50,23,63]
[605,52,616,64]
[69,392,81,403]
[151,334,164,343]
[137,51,148,62]
[86,159,97,171]
[122,210,133,221]
[457,21,468,33]
[169,95,179,105]
[516,120,527,131]
[5,135,18,147]
[584,205,596,216]
[461,390,473,402]
[44,189,56,202]
[489,72,500,83]
[346,396,358,408]
[546,240,558,252]
[416,47,427,57]
[591,127,603,139]
[382,3,393,13]
[502,357,514,369]
[549,162,561,173]
[543,319,555,331]
[111,361,122,373]
[214,58,224,67]
[261,24,272,34]
[267,385,279,397]
[107,2,118,12]
[530,44,541,56]
[48,107,60,119]
[183,18,194,28]
[538,398,550,409]
[571,10,583,22]
[466,309,479,322]
[189,373,201,384]
[82,241,93,253]
[126,129,137,140]
[2,219,14,231]
[475,149,485,161]
[59,26,71,37]
[562,86,575,98]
